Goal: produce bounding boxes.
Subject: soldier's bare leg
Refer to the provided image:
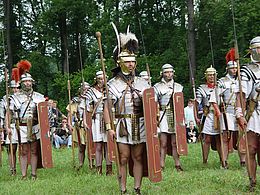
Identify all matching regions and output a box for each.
[171,134,182,171]
[246,131,257,190]
[233,131,246,166]
[159,133,167,168]
[30,141,39,179]
[238,150,246,166]
[96,142,103,174]
[222,131,229,167]
[118,143,130,192]
[104,143,112,165]
[215,134,224,167]
[131,143,144,190]
[78,144,86,167]
[7,144,17,175]
[203,134,211,163]
[104,143,112,175]
[20,143,29,178]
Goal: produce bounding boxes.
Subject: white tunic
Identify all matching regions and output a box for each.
[86,87,107,142]
[108,76,150,145]
[218,74,239,131]
[196,84,220,135]
[154,78,183,134]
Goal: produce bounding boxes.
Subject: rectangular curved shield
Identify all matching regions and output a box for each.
[173,92,188,156]
[38,101,53,168]
[143,88,162,183]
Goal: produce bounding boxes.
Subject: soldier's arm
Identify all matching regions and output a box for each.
[235,92,247,131]
[103,98,116,141]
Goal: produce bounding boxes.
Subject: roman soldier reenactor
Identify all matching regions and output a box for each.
[196,66,223,166]
[154,64,185,171]
[218,50,246,168]
[68,82,90,169]
[235,36,260,191]
[103,27,150,194]
[7,60,46,180]
[85,70,112,175]
[0,68,20,175]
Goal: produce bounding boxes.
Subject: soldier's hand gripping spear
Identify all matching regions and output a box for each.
[96,32,121,191]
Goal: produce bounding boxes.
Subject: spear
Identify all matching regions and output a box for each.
[231,0,252,183]
[2,28,14,169]
[187,44,206,162]
[208,27,226,167]
[96,31,121,191]
[138,19,151,86]
[66,50,75,167]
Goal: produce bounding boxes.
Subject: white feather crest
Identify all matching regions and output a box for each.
[120,32,138,47]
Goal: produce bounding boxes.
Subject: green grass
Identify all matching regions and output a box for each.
[0,143,258,195]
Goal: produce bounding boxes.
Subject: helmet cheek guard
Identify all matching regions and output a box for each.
[249,36,260,63]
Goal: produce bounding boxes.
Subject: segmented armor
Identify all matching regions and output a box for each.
[239,63,260,133]
[218,74,239,131]
[107,75,150,144]
[85,87,106,142]
[9,91,45,143]
[154,78,183,134]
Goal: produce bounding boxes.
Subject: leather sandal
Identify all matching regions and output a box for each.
[31,174,37,181]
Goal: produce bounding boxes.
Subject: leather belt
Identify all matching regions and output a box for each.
[115,113,143,119]
[20,123,27,126]
[160,105,171,111]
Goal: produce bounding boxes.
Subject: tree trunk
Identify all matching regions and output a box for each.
[187,0,196,76]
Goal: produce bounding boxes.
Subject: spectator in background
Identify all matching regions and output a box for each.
[186,121,198,143]
[48,99,66,145]
[184,99,196,127]
[53,118,72,149]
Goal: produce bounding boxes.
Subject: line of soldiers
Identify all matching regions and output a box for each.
[0,30,259,194]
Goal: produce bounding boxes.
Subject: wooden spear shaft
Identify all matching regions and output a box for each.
[96,31,121,190]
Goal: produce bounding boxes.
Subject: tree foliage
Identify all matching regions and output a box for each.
[0,0,258,109]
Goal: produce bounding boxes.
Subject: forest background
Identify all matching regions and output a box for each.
[0,0,259,112]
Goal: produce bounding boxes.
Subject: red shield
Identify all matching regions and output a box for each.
[173,92,188,156]
[86,112,96,165]
[38,101,53,168]
[143,88,162,183]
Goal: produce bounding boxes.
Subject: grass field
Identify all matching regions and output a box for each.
[0,143,258,195]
